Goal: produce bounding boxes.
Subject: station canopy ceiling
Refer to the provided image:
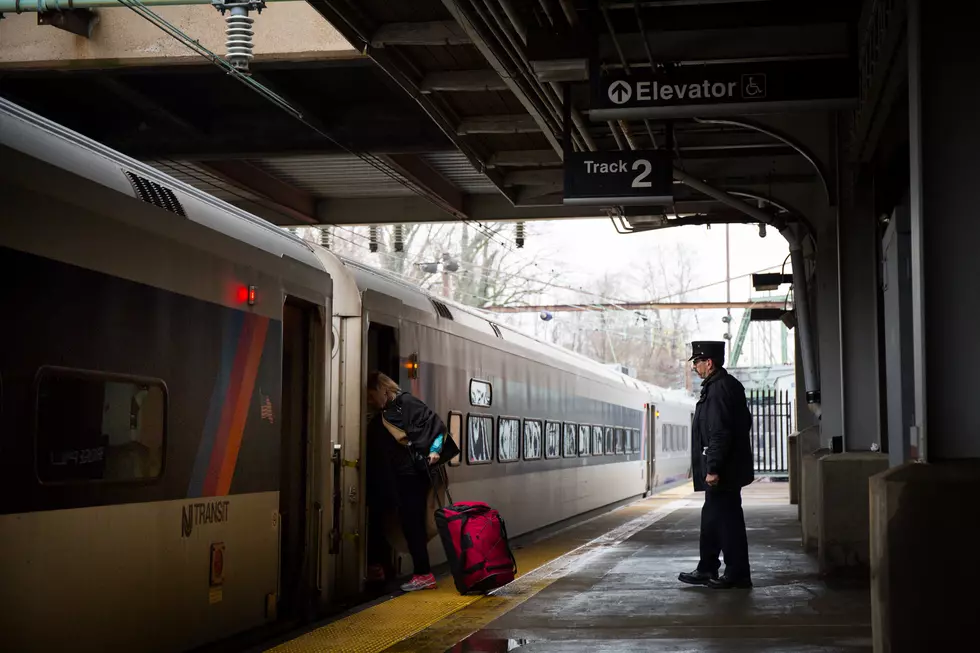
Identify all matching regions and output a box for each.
[0,0,863,232]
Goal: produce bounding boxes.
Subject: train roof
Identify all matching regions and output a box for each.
[0,97,326,275]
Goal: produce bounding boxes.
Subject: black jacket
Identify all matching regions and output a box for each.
[690,367,754,492]
[380,392,459,475]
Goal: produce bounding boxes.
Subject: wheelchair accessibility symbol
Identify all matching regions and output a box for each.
[741,74,766,100]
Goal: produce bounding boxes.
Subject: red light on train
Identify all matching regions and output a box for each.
[237,285,257,305]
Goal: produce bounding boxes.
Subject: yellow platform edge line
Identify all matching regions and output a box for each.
[267,484,695,653]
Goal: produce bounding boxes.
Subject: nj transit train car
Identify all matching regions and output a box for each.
[0,97,695,653]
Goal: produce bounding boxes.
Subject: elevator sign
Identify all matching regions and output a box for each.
[563,149,673,206]
[590,59,857,121]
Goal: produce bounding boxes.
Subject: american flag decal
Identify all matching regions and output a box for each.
[260,395,274,424]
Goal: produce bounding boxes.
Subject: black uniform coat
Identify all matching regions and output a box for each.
[690,367,754,492]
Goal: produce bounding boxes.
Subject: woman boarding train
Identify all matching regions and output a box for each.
[364,372,459,591]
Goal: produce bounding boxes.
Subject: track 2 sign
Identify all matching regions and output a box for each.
[563,150,673,206]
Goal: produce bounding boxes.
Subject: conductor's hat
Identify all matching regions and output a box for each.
[689,340,726,363]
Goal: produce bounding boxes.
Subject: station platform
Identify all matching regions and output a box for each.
[262,480,872,653]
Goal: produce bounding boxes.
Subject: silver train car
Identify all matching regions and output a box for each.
[0,97,695,653]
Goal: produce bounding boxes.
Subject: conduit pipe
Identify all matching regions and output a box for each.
[672,167,822,412]
[494,0,597,151]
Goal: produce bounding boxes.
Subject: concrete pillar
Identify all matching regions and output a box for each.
[910,1,980,461]
[869,1,980,649]
[837,175,882,451]
[800,446,830,553]
[814,219,843,447]
[870,461,980,650]
[816,452,888,574]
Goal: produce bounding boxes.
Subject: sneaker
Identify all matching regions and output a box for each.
[400,573,437,592]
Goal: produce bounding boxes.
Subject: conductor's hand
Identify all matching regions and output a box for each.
[428,453,440,465]
[706,473,719,486]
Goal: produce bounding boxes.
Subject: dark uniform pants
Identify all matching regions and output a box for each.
[697,488,750,579]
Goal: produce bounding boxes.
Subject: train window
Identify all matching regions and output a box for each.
[523,419,543,460]
[604,427,614,455]
[447,411,463,467]
[683,425,690,451]
[35,367,167,484]
[577,425,590,456]
[469,379,492,407]
[545,421,561,458]
[633,429,641,454]
[615,428,624,455]
[625,429,633,454]
[498,417,520,463]
[562,423,577,457]
[466,414,494,464]
[616,427,625,454]
[591,425,603,455]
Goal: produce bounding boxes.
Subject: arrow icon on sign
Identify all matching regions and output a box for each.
[608,80,632,105]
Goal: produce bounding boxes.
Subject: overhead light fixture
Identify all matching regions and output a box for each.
[752,272,794,291]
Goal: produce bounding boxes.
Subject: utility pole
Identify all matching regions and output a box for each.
[723,223,733,350]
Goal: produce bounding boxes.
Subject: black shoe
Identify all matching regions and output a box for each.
[678,569,719,586]
[707,574,752,589]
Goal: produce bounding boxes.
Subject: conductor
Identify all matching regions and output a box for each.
[678,340,754,589]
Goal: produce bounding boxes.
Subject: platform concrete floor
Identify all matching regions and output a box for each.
[442,480,872,652]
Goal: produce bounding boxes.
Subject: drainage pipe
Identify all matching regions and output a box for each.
[672,167,822,412]
[783,227,821,411]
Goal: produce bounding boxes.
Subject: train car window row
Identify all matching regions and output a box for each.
[34,366,167,484]
[458,413,643,466]
[662,423,691,453]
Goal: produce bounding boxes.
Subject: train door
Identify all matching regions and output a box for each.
[645,404,657,494]
[278,297,319,621]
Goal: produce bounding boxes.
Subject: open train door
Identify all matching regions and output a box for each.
[278,296,328,622]
[645,403,657,495]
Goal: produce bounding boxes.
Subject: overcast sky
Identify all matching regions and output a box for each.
[493,217,795,367]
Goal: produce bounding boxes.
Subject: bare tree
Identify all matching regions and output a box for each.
[542,241,698,389]
[299,222,560,309]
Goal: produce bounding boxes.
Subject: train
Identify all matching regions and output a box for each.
[0,96,696,653]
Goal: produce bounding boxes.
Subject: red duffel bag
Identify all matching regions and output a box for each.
[434,501,518,595]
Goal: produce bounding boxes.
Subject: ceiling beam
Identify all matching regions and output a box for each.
[370,21,471,47]
[198,159,318,225]
[304,1,516,203]
[457,115,541,134]
[440,0,564,157]
[504,169,563,186]
[375,153,465,214]
[420,69,509,93]
[488,149,562,167]
[596,25,849,65]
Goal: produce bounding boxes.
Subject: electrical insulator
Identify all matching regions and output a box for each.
[369,226,379,253]
[515,221,525,248]
[319,227,330,249]
[394,224,404,252]
[214,1,266,74]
